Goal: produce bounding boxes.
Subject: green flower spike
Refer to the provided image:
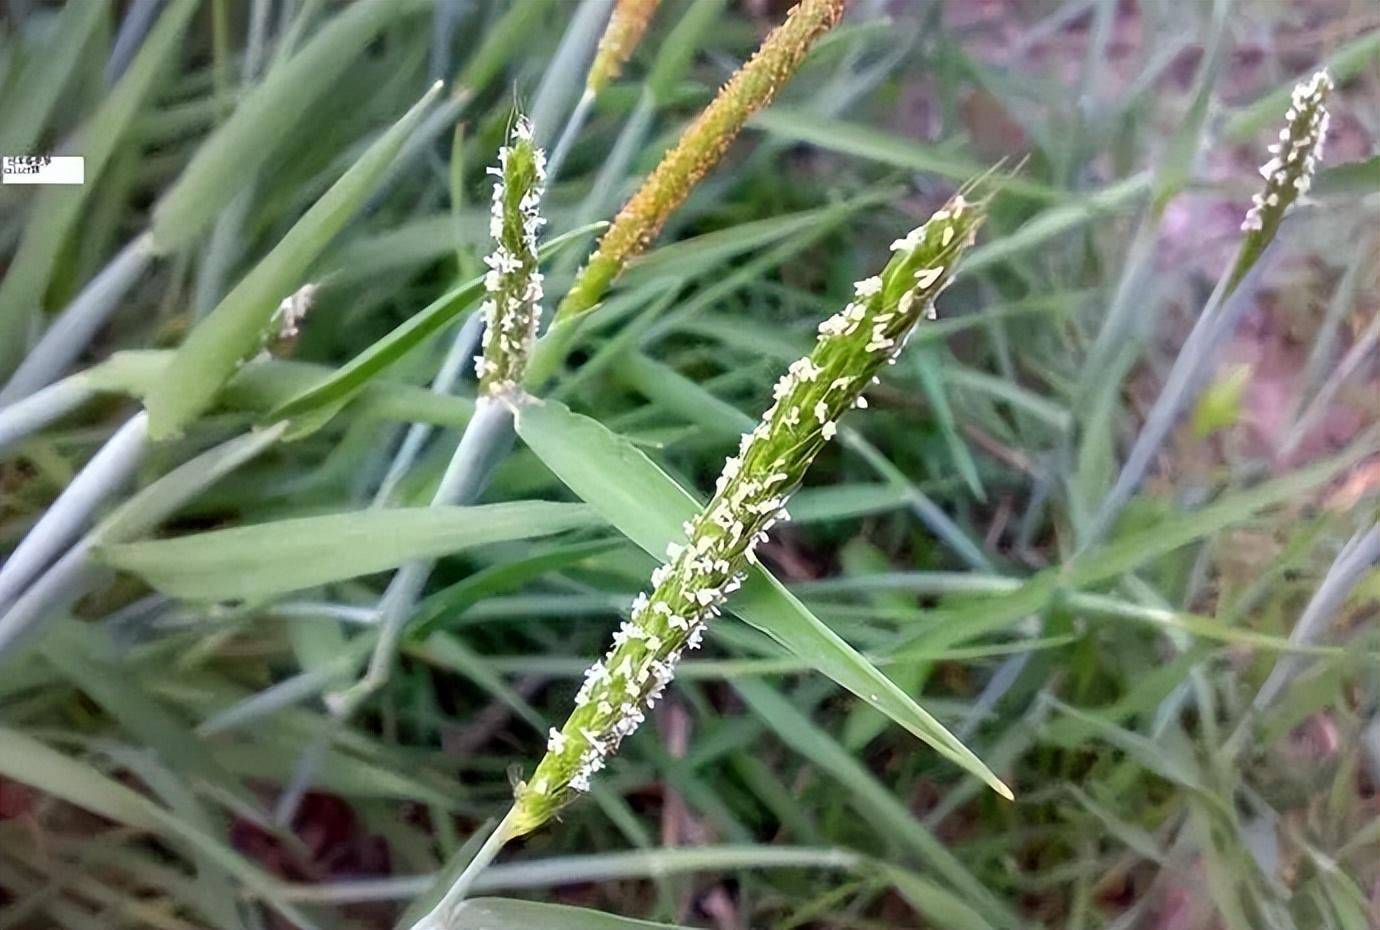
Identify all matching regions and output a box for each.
[556,0,847,319]
[587,0,661,97]
[510,189,989,836]
[474,115,547,397]
[1231,69,1331,290]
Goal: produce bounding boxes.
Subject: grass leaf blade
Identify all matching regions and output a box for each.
[145,80,443,438]
[97,501,597,600]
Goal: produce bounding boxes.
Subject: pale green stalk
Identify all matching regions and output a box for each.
[104,0,162,86]
[0,375,97,456]
[0,412,149,616]
[273,115,549,822]
[371,314,484,506]
[278,846,864,905]
[1081,70,1333,549]
[1280,308,1380,459]
[0,234,157,406]
[0,425,285,658]
[1250,523,1380,709]
[529,0,608,150]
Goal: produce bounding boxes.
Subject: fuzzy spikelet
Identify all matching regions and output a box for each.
[272,283,317,341]
[474,115,547,397]
[1240,70,1331,234]
[556,0,846,319]
[1231,70,1331,288]
[587,0,660,96]
[509,191,987,837]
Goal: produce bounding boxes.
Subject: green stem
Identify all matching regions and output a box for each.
[408,808,521,930]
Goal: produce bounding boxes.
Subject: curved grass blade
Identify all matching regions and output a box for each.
[446,899,692,930]
[97,501,598,601]
[144,81,444,438]
[148,0,429,249]
[0,0,198,383]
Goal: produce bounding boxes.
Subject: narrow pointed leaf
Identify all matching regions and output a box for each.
[97,501,597,600]
[145,81,443,439]
[449,899,691,930]
[149,0,429,247]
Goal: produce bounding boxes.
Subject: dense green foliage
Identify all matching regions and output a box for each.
[0,2,1376,929]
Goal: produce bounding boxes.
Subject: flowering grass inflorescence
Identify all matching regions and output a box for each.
[509,190,988,836]
[474,116,547,397]
[587,0,661,97]
[1231,69,1331,289]
[556,0,846,319]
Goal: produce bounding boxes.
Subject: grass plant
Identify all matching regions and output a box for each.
[1,2,1377,929]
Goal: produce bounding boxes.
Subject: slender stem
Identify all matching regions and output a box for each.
[196,642,373,737]
[0,234,156,407]
[276,399,516,822]
[0,424,284,658]
[552,88,657,283]
[104,0,163,86]
[0,375,96,456]
[372,313,484,506]
[272,844,863,904]
[544,89,594,184]
[271,601,380,625]
[528,0,609,148]
[407,808,520,930]
[1279,309,1380,459]
[1249,523,1380,714]
[243,0,272,81]
[1214,523,1380,766]
[364,398,516,687]
[193,187,253,320]
[841,428,993,572]
[1079,238,1277,551]
[0,543,99,658]
[0,412,149,614]
[1288,234,1374,428]
[272,731,333,825]
[428,0,467,84]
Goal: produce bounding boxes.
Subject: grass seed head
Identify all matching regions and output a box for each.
[475,114,547,397]
[272,283,318,341]
[509,190,986,837]
[557,0,847,319]
[1231,69,1331,288]
[587,0,661,96]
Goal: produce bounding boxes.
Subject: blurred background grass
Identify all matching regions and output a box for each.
[0,1,1378,928]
